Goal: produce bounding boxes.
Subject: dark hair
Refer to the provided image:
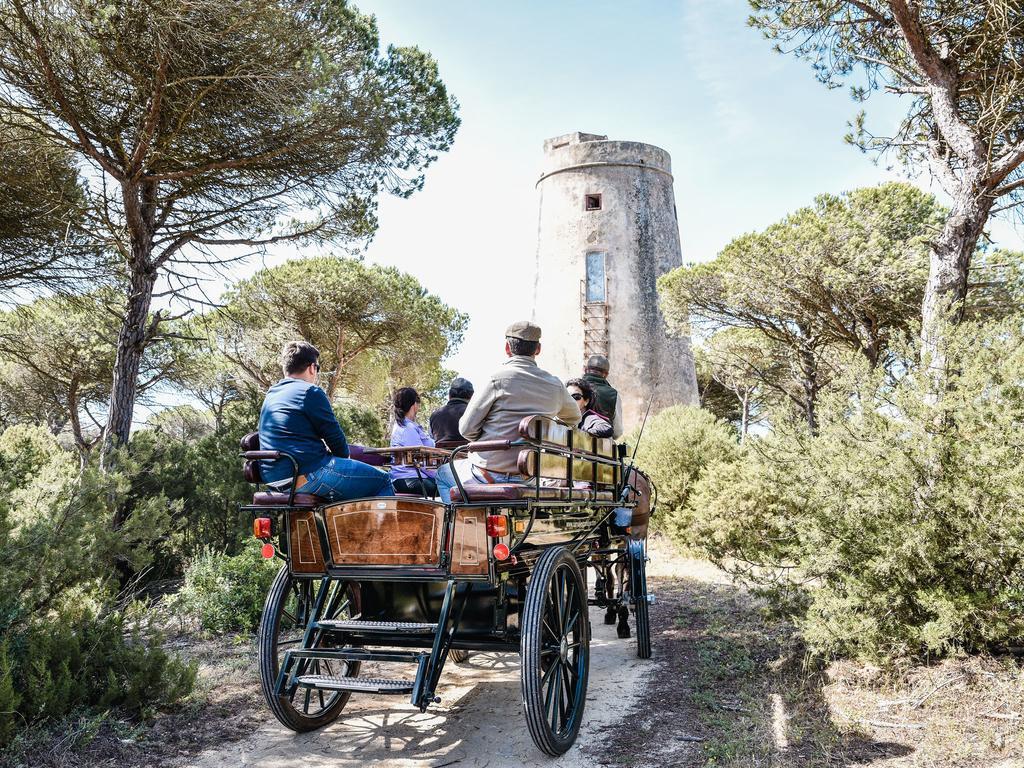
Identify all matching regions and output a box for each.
[566,377,600,412]
[280,341,320,375]
[448,377,474,400]
[507,337,540,356]
[393,387,420,426]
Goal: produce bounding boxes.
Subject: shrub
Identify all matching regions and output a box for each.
[686,318,1024,660]
[628,405,740,543]
[173,547,278,634]
[0,608,196,749]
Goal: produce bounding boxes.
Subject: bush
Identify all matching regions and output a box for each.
[173,547,278,634]
[628,405,740,542]
[0,608,196,749]
[686,319,1024,661]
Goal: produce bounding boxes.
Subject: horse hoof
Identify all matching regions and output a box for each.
[604,609,616,625]
[617,622,631,639]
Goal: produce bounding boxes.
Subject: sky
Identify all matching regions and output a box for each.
[233,0,1023,390]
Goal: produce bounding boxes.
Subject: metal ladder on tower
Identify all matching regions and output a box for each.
[580,279,610,359]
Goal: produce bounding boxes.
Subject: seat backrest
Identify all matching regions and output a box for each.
[515,415,619,488]
[517,415,617,460]
[241,431,262,483]
[348,444,387,467]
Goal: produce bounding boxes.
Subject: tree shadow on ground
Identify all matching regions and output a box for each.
[589,576,916,768]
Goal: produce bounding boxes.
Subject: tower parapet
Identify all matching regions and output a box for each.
[532,132,698,430]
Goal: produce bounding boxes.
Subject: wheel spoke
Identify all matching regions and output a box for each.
[541,657,561,688]
[302,686,312,714]
[549,665,563,731]
[560,662,573,726]
[564,607,580,637]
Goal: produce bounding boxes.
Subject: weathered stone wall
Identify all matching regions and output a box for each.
[532,132,698,430]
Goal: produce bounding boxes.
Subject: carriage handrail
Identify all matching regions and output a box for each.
[242,449,302,506]
[445,438,526,501]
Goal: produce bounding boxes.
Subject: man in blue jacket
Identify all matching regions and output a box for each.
[258,341,393,501]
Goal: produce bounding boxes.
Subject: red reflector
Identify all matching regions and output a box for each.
[493,543,510,561]
[486,515,508,537]
[253,517,272,538]
[261,543,275,559]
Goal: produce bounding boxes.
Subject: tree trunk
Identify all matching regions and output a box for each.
[106,269,156,443]
[920,187,992,400]
[739,389,749,443]
[796,331,819,435]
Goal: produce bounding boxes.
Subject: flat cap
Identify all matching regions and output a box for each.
[505,320,542,342]
[586,354,610,372]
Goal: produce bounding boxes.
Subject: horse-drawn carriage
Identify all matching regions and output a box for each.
[241,415,656,756]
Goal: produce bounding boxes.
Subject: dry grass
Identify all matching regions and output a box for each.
[600,537,1024,767]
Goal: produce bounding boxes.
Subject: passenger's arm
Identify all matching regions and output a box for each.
[586,414,614,439]
[612,396,624,439]
[458,380,497,440]
[417,423,436,448]
[305,387,349,458]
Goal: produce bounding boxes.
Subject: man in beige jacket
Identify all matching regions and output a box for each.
[435,320,580,501]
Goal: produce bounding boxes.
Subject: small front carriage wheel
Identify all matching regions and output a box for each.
[521,546,591,756]
[258,566,360,732]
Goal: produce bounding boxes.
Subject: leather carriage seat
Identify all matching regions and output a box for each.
[251,491,324,507]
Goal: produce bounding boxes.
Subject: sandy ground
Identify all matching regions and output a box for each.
[185,603,655,768]
[183,539,692,768]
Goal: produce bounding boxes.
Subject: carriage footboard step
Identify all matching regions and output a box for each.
[319,619,438,633]
[294,675,415,694]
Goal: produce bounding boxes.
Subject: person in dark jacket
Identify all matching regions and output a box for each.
[429,377,474,444]
[566,378,614,438]
[258,341,393,501]
[582,354,623,438]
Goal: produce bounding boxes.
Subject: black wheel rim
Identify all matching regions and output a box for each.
[538,563,587,738]
[275,577,355,718]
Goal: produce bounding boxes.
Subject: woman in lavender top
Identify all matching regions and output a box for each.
[390,387,438,497]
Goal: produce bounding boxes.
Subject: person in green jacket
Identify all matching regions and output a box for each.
[581,354,624,438]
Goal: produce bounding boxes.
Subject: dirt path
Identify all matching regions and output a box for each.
[182,604,656,768]
[37,540,1023,767]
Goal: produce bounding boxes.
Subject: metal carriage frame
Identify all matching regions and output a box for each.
[241,415,655,756]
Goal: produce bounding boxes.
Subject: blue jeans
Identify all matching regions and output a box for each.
[297,457,394,502]
[436,459,522,502]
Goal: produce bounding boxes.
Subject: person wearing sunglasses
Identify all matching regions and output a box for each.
[566,377,614,438]
[257,341,393,501]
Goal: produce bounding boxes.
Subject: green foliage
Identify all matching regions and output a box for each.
[0,640,20,747]
[334,400,384,446]
[0,121,99,291]
[173,548,278,634]
[0,428,176,619]
[686,317,1024,660]
[206,255,468,410]
[660,183,946,430]
[0,608,196,748]
[130,398,259,558]
[629,406,739,541]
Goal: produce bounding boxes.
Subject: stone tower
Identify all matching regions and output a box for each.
[532,132,698,430]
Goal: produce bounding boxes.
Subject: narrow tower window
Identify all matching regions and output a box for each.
[586,252,607,303]
[585,194,602,211]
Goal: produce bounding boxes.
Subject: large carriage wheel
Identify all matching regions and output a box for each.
[521,546,591,756]
[258,566,360,731]
[627,542,652,659]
